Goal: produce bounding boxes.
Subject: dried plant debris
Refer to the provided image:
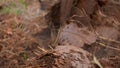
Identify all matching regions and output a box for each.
[96,26,119,40]
[0,0,120,68]
[100,56,120,68]
[76,0,97,15]
[55,45,93,68]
